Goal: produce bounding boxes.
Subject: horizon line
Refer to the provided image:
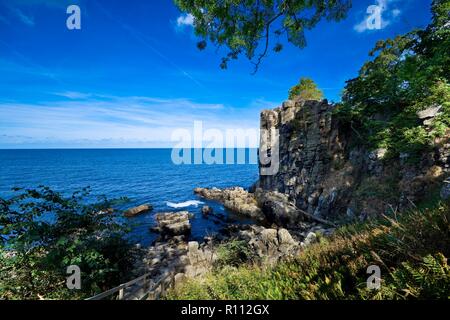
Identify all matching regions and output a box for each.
[0,147,260,151]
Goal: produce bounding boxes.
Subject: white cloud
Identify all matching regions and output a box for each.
[54,91,93,99]
[353,0,402,33]
[0,93,263,148]
[176,13,194,27]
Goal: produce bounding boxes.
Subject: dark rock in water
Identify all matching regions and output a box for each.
[201,205,213,217]
[124,204,153,217]
[155,211,191,237]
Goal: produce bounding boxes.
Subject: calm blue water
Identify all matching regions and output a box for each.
[0,149,259,245]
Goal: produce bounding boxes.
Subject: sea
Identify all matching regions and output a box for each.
[0,148,259,245]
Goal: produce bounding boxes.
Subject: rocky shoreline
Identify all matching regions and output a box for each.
[129,185,336,287]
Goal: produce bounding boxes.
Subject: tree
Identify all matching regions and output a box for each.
[0,186,133,299]
[174,0,352,72]
[337,0,449,160]
[288,77,324,101]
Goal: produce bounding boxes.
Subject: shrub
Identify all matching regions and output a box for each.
[0,186,133,300]
[214,240,257,268]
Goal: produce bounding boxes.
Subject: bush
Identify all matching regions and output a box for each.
[214,240,257,268]
[0,186,133,300]
[288,77,324,101]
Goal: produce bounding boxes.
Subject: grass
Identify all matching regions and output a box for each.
[166,201,450,300]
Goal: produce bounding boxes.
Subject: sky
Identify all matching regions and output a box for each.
[0,0,433,148]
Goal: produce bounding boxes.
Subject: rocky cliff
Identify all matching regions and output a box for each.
[258,99,449,221]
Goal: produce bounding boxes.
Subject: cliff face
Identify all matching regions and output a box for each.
[258,99,449,221]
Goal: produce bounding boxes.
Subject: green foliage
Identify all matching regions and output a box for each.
[174,0,351,71]
[288,77,324,101]
[369,253,450,299]
[167,202,450,300]
[214,240,257,268]
[0,186,133,300]
[336,0,450,160]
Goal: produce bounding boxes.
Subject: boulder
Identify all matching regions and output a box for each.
[302,232,318,248]
[124,204,153,217]
[187,241,206,265]
[255,190,302,227]
[155,212,191,237]
[259,228,279,248]
[194,187,223,200]
[182,241,213,278]
[278,228,297,246]
[238,226,301,265]
[174,273,187,290]
[194,187,263,220]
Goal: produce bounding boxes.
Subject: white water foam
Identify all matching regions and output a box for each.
[166,200,204,208]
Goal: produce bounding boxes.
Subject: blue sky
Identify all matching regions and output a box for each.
[0,0,432,148]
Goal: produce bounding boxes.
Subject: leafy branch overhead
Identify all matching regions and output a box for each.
[174,0,352,73]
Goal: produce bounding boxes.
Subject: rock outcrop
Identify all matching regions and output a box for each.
[124,204,153,217]
[153,212,191,238]
[194,187,263,220]
[183,241,214,278]
[236,226,301,265]
[201,205,213,217]
[136,239,215,288]
[254,190,303,227]
[257,99,449,220]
